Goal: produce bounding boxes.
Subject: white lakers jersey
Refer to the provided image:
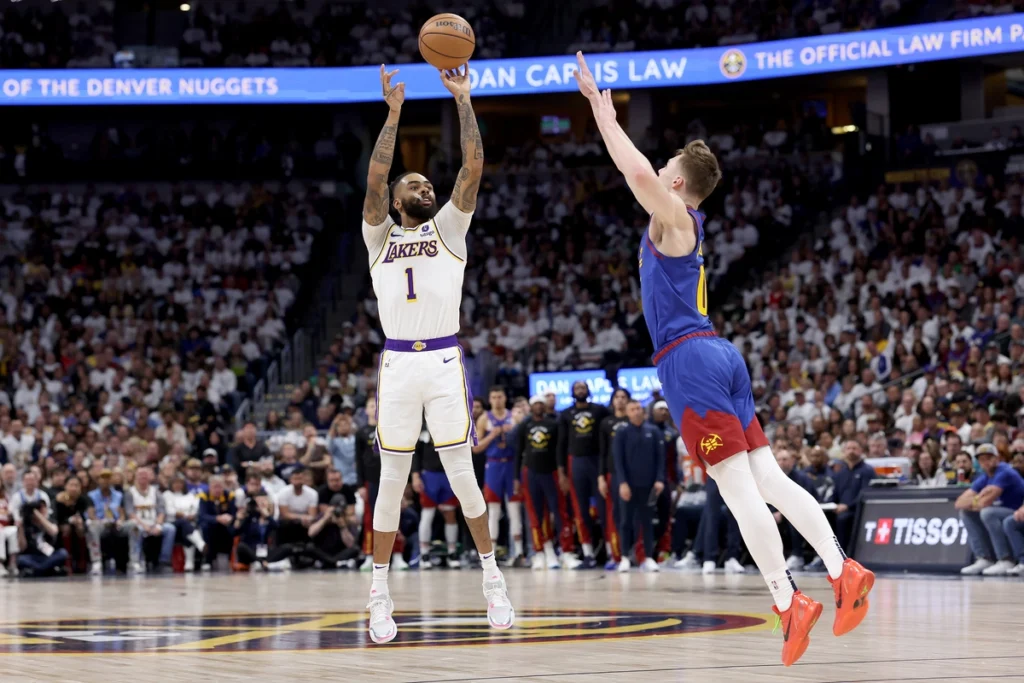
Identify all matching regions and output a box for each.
[362,202,472,341]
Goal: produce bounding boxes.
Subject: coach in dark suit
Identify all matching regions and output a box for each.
[614,400,665,570]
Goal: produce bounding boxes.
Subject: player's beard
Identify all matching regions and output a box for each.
[401,196,438,223]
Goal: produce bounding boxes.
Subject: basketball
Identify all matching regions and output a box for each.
[418,13,475,70]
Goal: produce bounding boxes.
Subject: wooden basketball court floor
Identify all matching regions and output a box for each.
[1,569,1022,683]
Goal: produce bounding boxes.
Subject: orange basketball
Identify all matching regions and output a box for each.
[418,13,475,71]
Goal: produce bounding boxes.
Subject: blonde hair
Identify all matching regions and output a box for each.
[675,140,722,203]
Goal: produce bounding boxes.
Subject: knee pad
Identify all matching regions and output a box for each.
[440,446,486,519]
[374,453,413,532]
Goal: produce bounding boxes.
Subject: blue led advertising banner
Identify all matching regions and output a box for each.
[1,15,1023,105]
[529,370,613,411]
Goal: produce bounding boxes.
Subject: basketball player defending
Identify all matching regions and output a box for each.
[574,52,874,666]
[361,64,514,644]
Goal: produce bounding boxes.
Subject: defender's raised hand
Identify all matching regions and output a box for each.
[381,65,405,112]
[573,51,598,101]
[440,63,471,98]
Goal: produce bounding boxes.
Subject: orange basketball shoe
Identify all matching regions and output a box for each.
[771,591,823,667]
[829,558,875,636]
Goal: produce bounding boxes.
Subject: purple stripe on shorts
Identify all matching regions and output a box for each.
[384,335,459,352]
[459,345,478,447]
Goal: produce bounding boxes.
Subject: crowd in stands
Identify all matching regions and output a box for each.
[1,0,989,70]
[0,118,363,184]
[0,0,115,69]
[0,181,340,576]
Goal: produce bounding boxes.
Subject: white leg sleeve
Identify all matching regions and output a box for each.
[439,445,486,519]
[706,451,788,578]
[444,523,459,551]
[487,503,502,541]
[374,453,413,533]
[507,501,523,556]
[419,506,436,552]
[748,446,846,578]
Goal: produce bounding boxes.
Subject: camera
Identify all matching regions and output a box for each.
[333,503,345,519]
[21,499,44,527]
[246,497,260,517]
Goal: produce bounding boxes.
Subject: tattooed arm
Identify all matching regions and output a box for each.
[440,64,484,214]
[363,65,405,227]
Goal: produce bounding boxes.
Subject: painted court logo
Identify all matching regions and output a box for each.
[700,433,724,457]
[0,609,766,654]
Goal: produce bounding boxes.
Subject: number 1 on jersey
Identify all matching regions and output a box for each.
[405,267,417,302]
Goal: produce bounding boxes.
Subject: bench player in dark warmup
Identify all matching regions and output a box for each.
[598,388,631,569]
[575,51,874,666]
[557,381,609,568]
[517,395,577,570]
[356,396,381,571]
[412,426,462,568]
[651,400,680,559]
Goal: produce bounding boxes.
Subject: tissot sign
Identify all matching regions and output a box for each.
[853,490,972,572]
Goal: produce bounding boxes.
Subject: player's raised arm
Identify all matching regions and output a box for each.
[440,64,484,213]
[363,65,405,227]
[573,52,685,224]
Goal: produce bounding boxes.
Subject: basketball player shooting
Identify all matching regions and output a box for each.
[361,63,514,644]
[572,51,875,666]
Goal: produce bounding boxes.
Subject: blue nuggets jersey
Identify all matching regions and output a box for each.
[638,207,715,354]
[485,411,515,461]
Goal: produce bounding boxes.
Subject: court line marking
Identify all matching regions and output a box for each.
[406,654,1024,682]
[0,608,772,656]
[826,677,1024,683]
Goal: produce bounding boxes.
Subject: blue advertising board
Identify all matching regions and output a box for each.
[616,367,663,407]
[1,15,1023,105]
[529,370,613,411]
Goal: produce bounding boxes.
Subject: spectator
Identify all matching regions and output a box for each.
[233,471,280,570]
[15,494,68,578]
[86,470,129,575]
[913,449,947,488]
[833,440,873,553]
[198,475,238,570]
[613,400,665,573]
[0,485,17,576]
[328,414,359,500]
[229,422,271,477]
[163,475,207,572]
[124,467,175,573]
[54,476,93,573]
[299,424,331,487]
[956,444,1024,575]
[274,465,318,546]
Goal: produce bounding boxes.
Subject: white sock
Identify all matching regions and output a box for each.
[444,523,459,554]
[765,567,796,611]
[582,543,594,558]
[487,502,501,544]
[507,501,523,557]
[815,534,847,580]
[480,551,498,578]
[543,540,555,555]
[371,563,389,596]
[419,507,436,556]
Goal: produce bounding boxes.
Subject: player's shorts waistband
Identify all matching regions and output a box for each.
[487,457,514,463]
[384,335,459,352]
[652,330,717,366]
